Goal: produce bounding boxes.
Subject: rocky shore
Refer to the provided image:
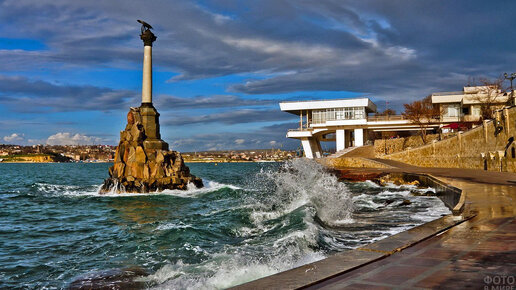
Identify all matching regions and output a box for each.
[100,106,202,193]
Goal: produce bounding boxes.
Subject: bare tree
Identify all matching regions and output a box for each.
[403,95,439,144]
[469,77,506,120]
[375,108,396,116]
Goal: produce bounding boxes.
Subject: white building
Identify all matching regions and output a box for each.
[280,97,438,158]
[432,86,511,123]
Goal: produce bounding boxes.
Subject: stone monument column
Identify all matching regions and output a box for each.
[137,23,167,150]
[141,28,155,104]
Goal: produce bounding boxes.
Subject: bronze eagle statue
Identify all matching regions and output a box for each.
[137,20,153,34]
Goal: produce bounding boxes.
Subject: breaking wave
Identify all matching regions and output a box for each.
[2,161,451,289]
[247,158,354,227]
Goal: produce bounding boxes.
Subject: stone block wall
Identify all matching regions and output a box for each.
[384,106,516,172]
[374,133,455,156]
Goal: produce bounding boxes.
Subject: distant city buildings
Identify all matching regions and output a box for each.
[182,149,294,162]
[0,144,294,163]
[0,144,115,162]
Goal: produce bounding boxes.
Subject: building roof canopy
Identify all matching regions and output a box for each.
[279,98,377,115]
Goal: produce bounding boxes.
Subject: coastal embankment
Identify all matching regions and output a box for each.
[0,154,56,163]
[233,158,515,289]
[380,106,516,172]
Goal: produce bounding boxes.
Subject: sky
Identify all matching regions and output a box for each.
[0,0,515,151]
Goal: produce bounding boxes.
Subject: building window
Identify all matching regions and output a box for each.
[462,106,469,115]
[311,107,366,124]
[443,104,460,117]
[471,106,481,116]
[354,108,364,119]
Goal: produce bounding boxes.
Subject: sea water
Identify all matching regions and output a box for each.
[0,159,450,289]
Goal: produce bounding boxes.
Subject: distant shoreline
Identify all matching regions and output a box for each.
[0,160,281,164]
[0,161,113,164]
[185,160,279,163]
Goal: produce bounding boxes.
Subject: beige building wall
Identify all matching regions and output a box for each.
[384,106,516,172]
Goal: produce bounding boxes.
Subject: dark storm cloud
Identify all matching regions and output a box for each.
[0,75,137,112]
[168,122,299,152]
[163,109,292,125]
[155,94,275,109]
[0,75,279,113]
[1,0,515,106]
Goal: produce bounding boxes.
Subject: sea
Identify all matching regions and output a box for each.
[0,159,450,289]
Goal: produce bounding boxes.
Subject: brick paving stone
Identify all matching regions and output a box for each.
[363,265,429,285]
[414,268,485,288]
[339,283,392,290]
[397,256,444,267]
[417,247,462,260]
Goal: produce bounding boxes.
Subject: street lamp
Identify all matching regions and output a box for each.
[504,72,516,106]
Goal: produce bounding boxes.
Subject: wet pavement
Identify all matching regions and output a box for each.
[232,160,516,289]
[306,161,516,289]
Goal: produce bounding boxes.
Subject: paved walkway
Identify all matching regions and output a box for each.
[306,160,516,289]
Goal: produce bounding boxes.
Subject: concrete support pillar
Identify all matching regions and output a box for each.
[346,130,353,147]
[301,138,314,159]
[311,138,322,158]
[142,45,153,104]
[336,129,346,151]
[354,128,364,147]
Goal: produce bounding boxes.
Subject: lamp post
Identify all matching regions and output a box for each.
[504,72,516,106]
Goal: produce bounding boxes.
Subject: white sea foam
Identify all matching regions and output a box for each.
[34,180,239,198]
[146,215,326,290]
[156,221,193,231]
[98,179,239,197]
[363,180,381,187]
[248,158,354,226]
[377,189,412,197]
[34,182,99,196]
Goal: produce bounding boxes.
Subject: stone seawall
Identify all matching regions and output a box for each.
[384,106,516,172]
[374,133,457,156]
[322,157,391,168]
[381,173,464,214]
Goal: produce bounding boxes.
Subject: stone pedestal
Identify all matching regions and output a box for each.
[139,103,169,150]
[100,105,203,193]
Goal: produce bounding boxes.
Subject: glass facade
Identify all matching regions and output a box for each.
[312,107,366,124]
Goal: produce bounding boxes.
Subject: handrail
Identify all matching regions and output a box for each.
[367,115,406,121]
[288,128,313,132]
[431,91,464,96]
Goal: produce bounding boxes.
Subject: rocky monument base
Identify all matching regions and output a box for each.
[100,105,203,193]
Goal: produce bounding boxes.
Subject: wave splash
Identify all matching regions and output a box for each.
[148,159,353,289]
[249,158,354,227]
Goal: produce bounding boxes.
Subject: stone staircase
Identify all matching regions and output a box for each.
[327,147,358,158]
